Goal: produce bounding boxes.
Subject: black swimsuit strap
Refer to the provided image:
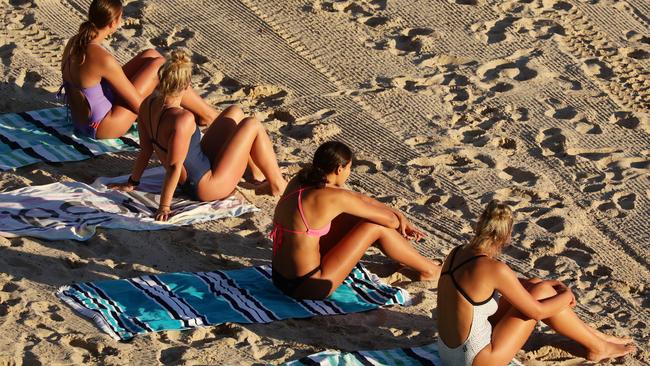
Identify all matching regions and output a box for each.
[441,246,494,306]
[149,99,171,152]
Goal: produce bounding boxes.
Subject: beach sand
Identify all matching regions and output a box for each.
[0,0,648,364]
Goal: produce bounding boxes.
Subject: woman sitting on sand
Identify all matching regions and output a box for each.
[437,200,635,365]
[111,50,286,220]
[60,0,216,139]
[271,141,442,300]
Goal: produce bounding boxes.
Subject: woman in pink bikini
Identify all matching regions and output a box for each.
[60,0,216,139]
[271,141,442,300]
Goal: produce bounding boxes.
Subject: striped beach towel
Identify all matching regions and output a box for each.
[0,107,139,170]
[0,167,257,240]
[281,343,524,366]
[57,264,411,341]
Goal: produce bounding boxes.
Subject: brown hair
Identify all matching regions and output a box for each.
[468,200,513,255]
[71,0,123,64]
[298,141,353,188]
[157,49,192,97]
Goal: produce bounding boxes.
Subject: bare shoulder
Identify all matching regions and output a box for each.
[172,109,197,133]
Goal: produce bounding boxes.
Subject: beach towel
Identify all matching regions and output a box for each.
[281,343,524,366]
[0,167,257,241]
[57,264,411,341]
[0,107,139,170]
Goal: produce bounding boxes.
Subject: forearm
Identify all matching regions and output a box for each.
[538,291,572,318]
[130,149,153,181]
[159,165,183,208]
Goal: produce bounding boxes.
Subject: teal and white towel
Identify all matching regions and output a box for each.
[281,343,523,366]
[57,264,411,341]
[0,167,257,241]
[0,107,139,170]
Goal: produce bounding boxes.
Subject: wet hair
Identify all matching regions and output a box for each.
[298,141,353,187]
[468,200,513,255]
[157,49,192,97]
[71,0,122,64]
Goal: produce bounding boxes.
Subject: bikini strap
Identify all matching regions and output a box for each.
[296,188,312,232]
[441,246,493,306]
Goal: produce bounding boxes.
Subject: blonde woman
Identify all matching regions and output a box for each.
[436,200,635,365]
[111,50,286,221]
[60,0,216,139]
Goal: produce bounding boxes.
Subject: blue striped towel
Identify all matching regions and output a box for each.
[0,107,139,170]
[57,264,411,341]
[281,343,523,365]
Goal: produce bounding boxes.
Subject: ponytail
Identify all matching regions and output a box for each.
[298,141,353,187]
[70,0,123,64]
[71,21,99,64]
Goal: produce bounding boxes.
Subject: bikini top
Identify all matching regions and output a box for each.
[441,246,496,306]
[269,187,332,256]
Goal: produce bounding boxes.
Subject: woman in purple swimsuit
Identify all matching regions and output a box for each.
[111,50,286,221]
[60,0,217,139]
[270,141,442,299]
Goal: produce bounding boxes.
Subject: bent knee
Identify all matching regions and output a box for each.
[528,281,558,300]
[141,48,163,59]
[221,105,245,122]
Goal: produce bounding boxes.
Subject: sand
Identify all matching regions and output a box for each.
[0,0,648,364]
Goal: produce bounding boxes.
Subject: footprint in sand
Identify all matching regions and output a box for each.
[474,50,540,93]
[276,108,340,142]
[536,127,568,157]
[535,215,565,233]
[609,111,646,130]
[370,27,435,56]
[150,27,195,49]
[594,191,636,218]
[575,171,608,193]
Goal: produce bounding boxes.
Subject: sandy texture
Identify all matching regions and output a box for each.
[0,0,648,364]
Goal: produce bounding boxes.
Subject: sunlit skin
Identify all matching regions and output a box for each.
[437,219,636,365]
[272,161,442,300]
[61,10,217,139]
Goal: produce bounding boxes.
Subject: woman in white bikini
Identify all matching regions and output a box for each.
[436,200,635,365]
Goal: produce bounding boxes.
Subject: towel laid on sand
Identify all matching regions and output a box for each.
[0,167,257,241]
[281,343,523,366]
[57,264,411,341]
[0,107,139,170]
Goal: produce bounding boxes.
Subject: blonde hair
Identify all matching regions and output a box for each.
[71,0,122,64]
[468,200,513,255]
[157,49,192,97]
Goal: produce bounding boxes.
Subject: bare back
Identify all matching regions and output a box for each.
[437,246,498,347]
[271,178,342,277]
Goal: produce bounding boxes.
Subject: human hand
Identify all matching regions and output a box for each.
[403,220,427,241]
[551,281,576,307]
[108,181,136,192]
[155,205,172,221]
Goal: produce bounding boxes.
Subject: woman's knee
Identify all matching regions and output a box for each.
[528,281,558,300]
[221,105,245,122]
[140,48,163,59]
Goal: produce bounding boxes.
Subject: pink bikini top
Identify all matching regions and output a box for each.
[269,187,332,256]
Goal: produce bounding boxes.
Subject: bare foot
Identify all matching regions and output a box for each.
[418,260,442,281]
[254,180,286,196]
[587,341,636,362]
[590,328,633,345]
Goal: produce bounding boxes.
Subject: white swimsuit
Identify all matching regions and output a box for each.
[438,246,499,366]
